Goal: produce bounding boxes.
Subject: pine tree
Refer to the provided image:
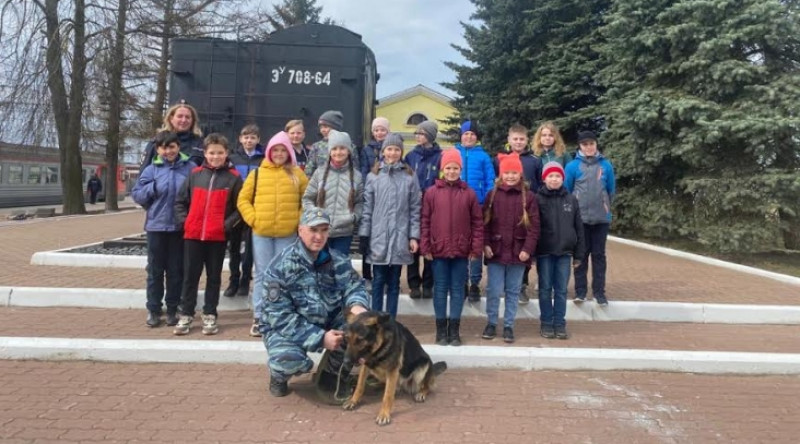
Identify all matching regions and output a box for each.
[267,0,331,31]
[598,0,800,251]
[443,0,608,150]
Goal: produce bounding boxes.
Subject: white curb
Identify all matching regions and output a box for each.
[1,336,799,375]
[3,286,800,325]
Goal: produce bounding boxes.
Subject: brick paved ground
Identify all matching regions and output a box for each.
[1,210,798,304]
[1,360,798,443]
[2,307,799,354]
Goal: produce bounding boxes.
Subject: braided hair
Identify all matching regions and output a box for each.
[483,177,531,228]
[316,155,357,212]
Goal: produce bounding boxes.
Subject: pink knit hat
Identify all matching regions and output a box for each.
[266,131,297,166]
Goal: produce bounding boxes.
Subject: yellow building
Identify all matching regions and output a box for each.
[376,84,458,151]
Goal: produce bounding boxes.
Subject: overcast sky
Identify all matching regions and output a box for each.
[316,0,476,99]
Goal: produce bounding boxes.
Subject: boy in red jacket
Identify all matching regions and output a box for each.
[420,149,483,346]
[173,133,243,335]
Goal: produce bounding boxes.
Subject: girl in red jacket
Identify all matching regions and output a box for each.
[173,133,243,336]
[481,153,540,343]
[420,149,483,346]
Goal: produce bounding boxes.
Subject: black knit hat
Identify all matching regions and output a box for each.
[577,130,597,143]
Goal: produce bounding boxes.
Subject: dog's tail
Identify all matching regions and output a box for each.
[432,361,447,376]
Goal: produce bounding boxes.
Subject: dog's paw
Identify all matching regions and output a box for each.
[342,398,359,410]
[414,392,427,402]
[375,412,392,426]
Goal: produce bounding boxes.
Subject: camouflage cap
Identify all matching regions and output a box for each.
[300,207,331,227]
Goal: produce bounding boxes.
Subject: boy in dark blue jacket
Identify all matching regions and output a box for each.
[131,131,195,328]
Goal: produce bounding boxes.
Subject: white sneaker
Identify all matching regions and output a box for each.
[201,314,219,335]
[173,315,193,335]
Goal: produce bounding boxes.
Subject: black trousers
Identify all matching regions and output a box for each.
[407,251,433,290]
[145,231,184,314]
[227,226,253,285]
[574,223,610,298]
[179,239,227,316]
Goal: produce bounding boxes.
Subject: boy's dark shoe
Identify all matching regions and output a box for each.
[269,377,289,397]
[596,295,609,307]
[540,324,555,339]
[409,287,422,299]
[165,311,179,327]
[554,325,569,340]
[481,324,496,340]
[468,284,481,302]
[573,294,586,304]
[237,278,250,296]
[146,311,161,328]
[223,283,238,298]
[502,327,515,343]
[422,287,433,299]
[313,350,353,405]
[518,285,529,305]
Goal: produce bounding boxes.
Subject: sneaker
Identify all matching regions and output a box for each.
[468,284,481,302]
[173,315,193,335]
[422,287,433,299]
[223,284,238,298]
[146,311,161,328]
[201,314,219,335]
[596,296,609,307]
[249,319,262,337]
[502,327,515,343]
[574,294,586,304]
[165,311,179,327]
[540,324,555,339]
[269,377,289,397]
[481,324,496,340]
[409,287,422,299]
[518,285,529,305]
[554,325,569,340]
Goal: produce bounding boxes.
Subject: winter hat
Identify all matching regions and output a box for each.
[460,120,481,138]
[416,120,438,143]
[542,161,565,180]
[498,153,523,175]
[371,117,390,132]
[577,130,597,144]
[381,133,404,152]
[327,129,352,151]
[266,131,297,165]
[318,110,344,131]
[440,149,463,169]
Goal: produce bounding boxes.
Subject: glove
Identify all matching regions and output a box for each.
[359,236,370,257]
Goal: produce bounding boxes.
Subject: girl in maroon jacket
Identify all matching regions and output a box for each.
[480,153,540,343]
[420,149,483,346]
[173,133,243,336]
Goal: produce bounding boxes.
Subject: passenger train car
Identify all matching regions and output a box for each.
[0,142,126,208]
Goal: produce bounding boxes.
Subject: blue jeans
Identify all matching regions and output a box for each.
[371,264,402,318]
[574,223,609,298]
[485,262,526,328]
[252,234,296,316]
[145,231,184,314]
[469,253,483,285]
[432,257,468,320]
[537,255,572,327]
[327,236,353,257]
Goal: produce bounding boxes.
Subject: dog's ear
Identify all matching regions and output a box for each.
[377,312,391,325]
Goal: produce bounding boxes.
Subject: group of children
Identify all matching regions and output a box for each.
[132,103,615,346]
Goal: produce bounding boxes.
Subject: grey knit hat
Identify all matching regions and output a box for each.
[327,129,352,152]
[318,110,344,131]
[381,133,404,151]
[416,120,438,143]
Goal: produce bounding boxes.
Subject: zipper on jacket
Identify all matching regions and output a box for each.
[201,170,217,240]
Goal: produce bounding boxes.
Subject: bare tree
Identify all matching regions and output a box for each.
[102,0,129,211]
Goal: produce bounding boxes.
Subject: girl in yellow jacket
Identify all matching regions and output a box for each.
[237,130,308,336]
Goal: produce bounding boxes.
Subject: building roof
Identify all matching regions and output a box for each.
[378,84,453,108]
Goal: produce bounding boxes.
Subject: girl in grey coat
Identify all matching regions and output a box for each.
[302,130,363,256]
[359,133,422,318]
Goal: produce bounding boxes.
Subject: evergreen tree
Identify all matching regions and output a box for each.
[598,0,800,251]
[267,0,332,30]
[443,0,608,150]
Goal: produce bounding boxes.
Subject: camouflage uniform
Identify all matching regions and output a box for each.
[259,237,369,382]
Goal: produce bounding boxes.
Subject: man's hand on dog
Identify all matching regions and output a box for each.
[326,305,368,350]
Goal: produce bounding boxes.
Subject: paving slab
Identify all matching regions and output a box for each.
[1,360,798,443]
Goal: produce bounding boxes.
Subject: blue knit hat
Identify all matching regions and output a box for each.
[460,120,481,139]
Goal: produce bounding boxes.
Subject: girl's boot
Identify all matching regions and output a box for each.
[435,319,448,345]
[448,318,462,346]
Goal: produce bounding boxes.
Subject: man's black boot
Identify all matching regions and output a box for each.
[269,377,289,397]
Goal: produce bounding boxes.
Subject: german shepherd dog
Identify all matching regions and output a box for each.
[342,310,447,425]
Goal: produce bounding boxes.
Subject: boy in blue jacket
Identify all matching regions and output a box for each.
[565,131,615,306]
[456,120,495,301]
[131,131,195,328]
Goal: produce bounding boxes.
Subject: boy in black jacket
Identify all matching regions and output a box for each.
[535,162,585,340]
